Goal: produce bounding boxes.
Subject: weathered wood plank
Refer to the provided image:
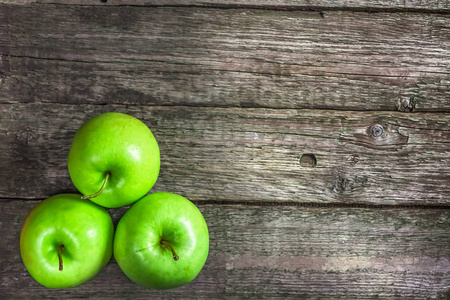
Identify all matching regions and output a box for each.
[1,5,449,111]
[0,0,448,12]
[1,103,449,205]
[1,200,449,299]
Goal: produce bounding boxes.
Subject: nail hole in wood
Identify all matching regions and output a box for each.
[300,154,317,168]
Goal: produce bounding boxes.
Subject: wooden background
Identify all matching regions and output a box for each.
[0,0,449,299]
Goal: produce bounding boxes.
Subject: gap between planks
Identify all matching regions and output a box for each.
[2,99,450,113]
[1,1,449,14]
[2,197,450,210]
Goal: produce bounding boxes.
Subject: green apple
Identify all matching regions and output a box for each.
[68,112,160,208]
[114,192,209,289]
[20,194,114,288]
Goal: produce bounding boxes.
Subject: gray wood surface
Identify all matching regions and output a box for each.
[0,2,449,299]
[1,0,448,12]
[1,103,449,205]
[1,200,449,299]
[1,5,449,111]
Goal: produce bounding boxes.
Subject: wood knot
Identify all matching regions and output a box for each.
[15,127,35,146]
[339,120,409,150]
[333,172,368,193]
[348,154,360,165]
[370,124,383,138]
[398,97,416,112]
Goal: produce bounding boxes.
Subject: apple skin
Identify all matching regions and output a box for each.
[114,192,209,289]
[20,194,114,288]
[68,112,160,208]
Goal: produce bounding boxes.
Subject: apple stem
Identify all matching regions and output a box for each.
[160,240,179,261]
[81,171,111,200]
[58,244,65,271]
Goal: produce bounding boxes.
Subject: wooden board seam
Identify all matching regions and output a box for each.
[2,197,450,210]
[1,2,449,14]
[2,96,450,113]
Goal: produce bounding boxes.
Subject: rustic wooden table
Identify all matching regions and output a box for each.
[1,0,449,299]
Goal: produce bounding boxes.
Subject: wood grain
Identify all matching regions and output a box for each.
[1,103,449,205]
[1,0,448,12]
[1,200,448,299]
[1,5,449,111]
[0,2,449,299]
